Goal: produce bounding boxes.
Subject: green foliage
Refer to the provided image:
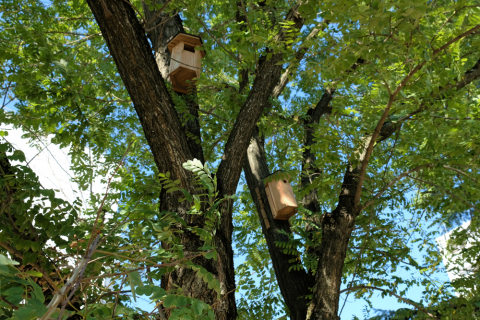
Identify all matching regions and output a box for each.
[1,0,480,319]
[0,139,222,318]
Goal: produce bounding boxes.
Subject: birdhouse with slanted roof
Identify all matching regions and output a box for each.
[167,33,205,94]
[264,171,298,220]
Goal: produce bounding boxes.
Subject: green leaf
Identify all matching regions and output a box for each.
[0,254,19,265]
[194,196,201,211]
[11,298,48,320]
[129,276,137,302]
[205,250,216,260]
[176,296,187,307]
[151,288,167,301]
[167,187,180,193]
[4,286,24,305]
[24,270,43,277]
[181,189,193,203]
[129,271,144,288]
[193,299,204,316]
[28,278,45,303]
[163,294,176,308]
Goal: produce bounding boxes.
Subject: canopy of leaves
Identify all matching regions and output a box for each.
[0,0,480,319]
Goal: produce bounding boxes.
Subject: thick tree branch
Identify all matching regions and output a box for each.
[239,17,329,320]
[143,1,205,163]
[300,57,367,267]
[86,2,236,319]
[353,96,395,207]
[86,0,193,186]
[243,127,314,320]
[378,56,480,143]
[443,165,479,184]
[272,22,325,98]
[217,6,304,195]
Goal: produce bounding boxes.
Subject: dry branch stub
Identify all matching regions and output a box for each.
[264,172,298,220]
[166,32,205,94]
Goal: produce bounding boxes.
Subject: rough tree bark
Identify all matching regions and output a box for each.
[85,1,235,318]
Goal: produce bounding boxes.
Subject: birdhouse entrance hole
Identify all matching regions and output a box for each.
[184,44,195,53]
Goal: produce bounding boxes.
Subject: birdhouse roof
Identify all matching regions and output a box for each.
[167,32,206,58]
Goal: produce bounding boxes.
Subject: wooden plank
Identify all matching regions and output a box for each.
[265,184,278,219]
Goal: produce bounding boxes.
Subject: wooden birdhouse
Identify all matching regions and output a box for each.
[167,33,205,94]
[264,173,298,220]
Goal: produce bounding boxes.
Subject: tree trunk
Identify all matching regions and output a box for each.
[85,1,237,318]
[306,164,360,320]
[243,127,314,320]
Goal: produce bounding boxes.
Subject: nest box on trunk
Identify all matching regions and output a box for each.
[265,174,298,220]
[167,33,205,94]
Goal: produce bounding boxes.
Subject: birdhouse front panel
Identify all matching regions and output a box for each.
[166,33,205,94]
[169,41,184,76]
[265,178,298,220]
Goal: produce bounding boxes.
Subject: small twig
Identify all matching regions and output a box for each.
[146,11,179,33]
[43,31,93,36]
[86,102,111,120]
[407,175,480,214]
[86,140,133,254]
[443,165,479,184]
[65,33,101,46]
[240,0,258,73]
[145,0,172,28]
[0,241,59,294]
[94,250,155,264]
[359,164,433,213]
[211,287,236,308]
[1,81,12,110]
[178,0,241,64]
[340,285,439,319]
[0,296,18,310]
[350,246,423,268]
[81,251,212,282]
[84,95,131,104]
[431,115,480,121]
[111,275,128,318]
[382,126,401,178]
[191,107,233,124]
